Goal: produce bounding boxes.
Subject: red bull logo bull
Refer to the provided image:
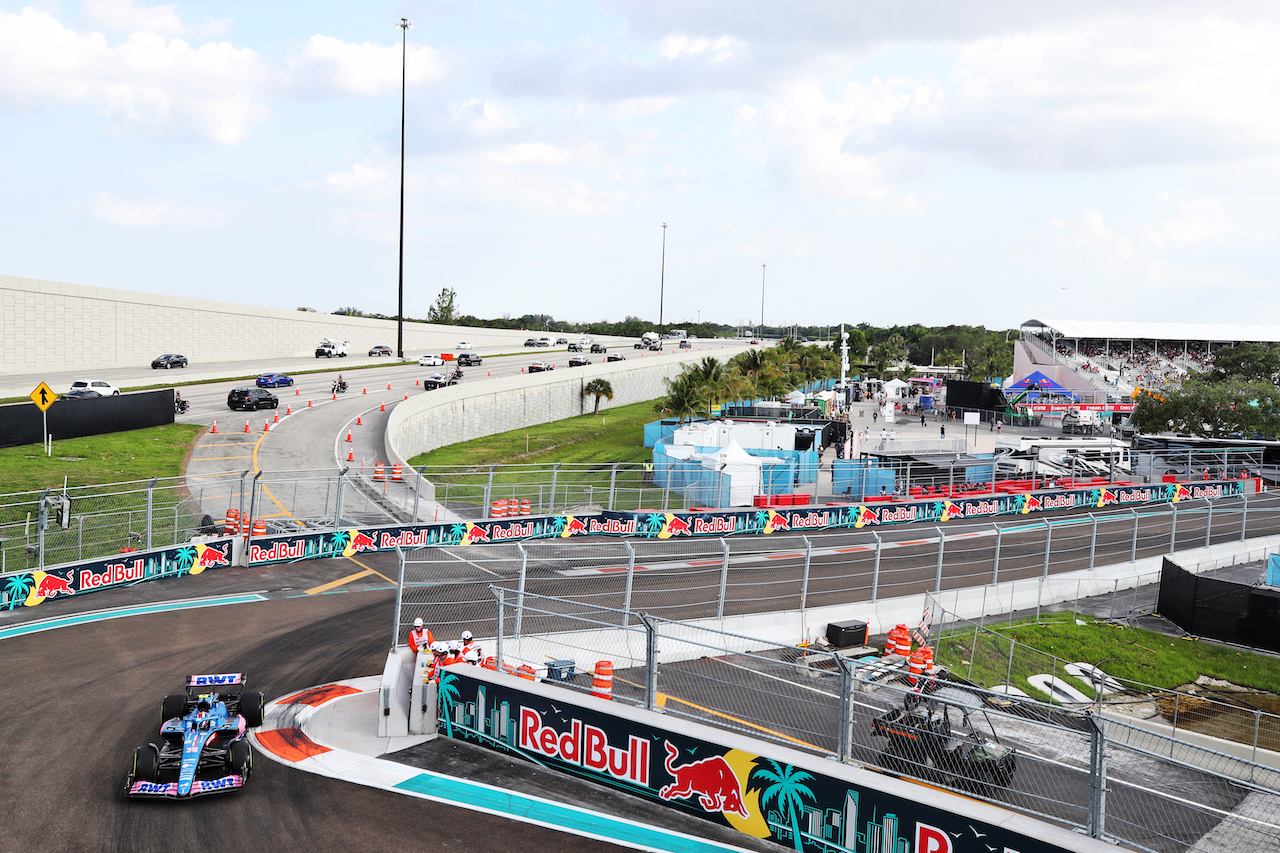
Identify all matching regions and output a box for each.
[1174,485,1192,502]
[657,742,749,819]
[663,515,691,537]
[563,517,587,537]
[768,511,790,531]
[941,500,964,521]
[464,524,490,543]
[854,506,879,528]
[1097,489,1118,508]
[348,531,377,553]
[1021,494,1042,514]
[195,543,230,568]
[34,572,73,598]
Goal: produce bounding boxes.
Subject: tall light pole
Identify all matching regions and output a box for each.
[760,263,766,337]
[395,17,411,359]
[659,223,667,335]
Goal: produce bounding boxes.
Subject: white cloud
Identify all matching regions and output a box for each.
[320,162,392,195]
[1157,197,1234,246]
[450,98,519,136]
[80,0,186,37]
[280,35,445,98]
[90,192,214,226]
[660,34,736,62]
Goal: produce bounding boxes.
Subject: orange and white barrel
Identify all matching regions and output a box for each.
[907,648,928,685]
[492,499,508,518]
[251,519,267,537]
[392,463,403,481]
[373,462,385,482]
[517,664,538,681]
[520,499,531,516]
[591,661,614,700]
[224,509,240,536]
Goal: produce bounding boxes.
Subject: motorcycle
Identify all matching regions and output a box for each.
[174,396,190,414]
[450,368,463,381]
[332,380,349,394]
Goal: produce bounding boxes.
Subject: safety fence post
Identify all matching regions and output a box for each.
[934,526,945,592]
[515,543,528,636]
[334,468,347,532]
[483,466,495,516]
[801,536,812,643]
[549,462,562,514]
[1087,713,1109,841]
[1130,508,1139,562]
[622,541,636,627]
[145,478,157,551]
[391,547,406,651]
[717,539,730,620]
[1088,514,1098,570]
[992,523,1002,585]
[833,655,854,762]
[1169,503,1178,555]
[412,468,422,522]
[246,472,262,548]
[1043,518,1053,577]
[1205,498,1213,548]
[608,463,618,511]
[238,471,248,534]
[871,532,882,601]
[1241,492,1250,542]
[36,488,48,569]
[637,612,659,712]
[494,587,505,667]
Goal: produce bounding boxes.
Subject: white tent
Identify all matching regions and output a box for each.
[883,378,910,399]
[701,439,781,506]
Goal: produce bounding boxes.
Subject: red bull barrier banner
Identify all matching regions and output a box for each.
[438,667,1072,853]
[1,538,236,610]
[244,481,1245,566]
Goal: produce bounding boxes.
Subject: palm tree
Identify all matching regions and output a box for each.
[654,375,702,422]
[583,378,615,414]
[747,758,816,851]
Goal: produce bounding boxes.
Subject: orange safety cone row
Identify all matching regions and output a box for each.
[211,420,218,434]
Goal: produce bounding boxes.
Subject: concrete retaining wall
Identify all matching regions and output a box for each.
[385,345,752,462]
[0,274,642,373]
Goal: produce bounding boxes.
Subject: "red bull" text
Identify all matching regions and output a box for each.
[519,708,649,785]
[79,560,145,589]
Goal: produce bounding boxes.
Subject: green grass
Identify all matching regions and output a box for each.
[410,399,659,468]
[936,611,1280,694]
[0,424,204,498]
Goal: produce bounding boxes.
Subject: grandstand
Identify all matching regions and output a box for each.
[1015,319,1280,403]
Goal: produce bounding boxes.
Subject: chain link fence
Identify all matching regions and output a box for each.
[442,585,1280,853]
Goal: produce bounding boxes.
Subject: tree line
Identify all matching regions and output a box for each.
[1131,343,1280,439]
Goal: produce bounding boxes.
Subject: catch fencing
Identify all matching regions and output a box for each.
[420,584,1280,853]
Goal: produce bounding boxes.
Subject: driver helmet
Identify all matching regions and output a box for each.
[461,630,473,642]
[197,694,214,713]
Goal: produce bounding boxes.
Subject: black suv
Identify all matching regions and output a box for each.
[227,388,278,411]
[457,352,483,366]
[590,343,607,353]
[679,340,691,349]
[567,342,583,352]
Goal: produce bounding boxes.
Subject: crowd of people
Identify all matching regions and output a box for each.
[1041,335,1218,393]
[408,618,484,681]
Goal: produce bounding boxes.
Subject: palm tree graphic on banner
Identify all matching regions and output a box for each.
[174,545,197,575]
[437,672,460,737]
[4,574,33,610]
[748,758,816,851]
[327,530,351,554]
[643,513,666,537]
[448,523,467,545]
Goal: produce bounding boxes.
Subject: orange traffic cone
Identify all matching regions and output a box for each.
[211,420,218,434]
[356,414,362,425]
[362,386,367,394]
[307,398,312,407]
[244,420,250,433]
[380,400,386,411]
[387,382,392,390]
[415,378,420,386]
[273,413,279,424]
[295,387,300,395]
[264,420,270,432]
[347,448,354,462]
[403,393,408,401]
[521,366,525,372]
[286,405,292,416]
[345,429,353,443]
[332,392,336,401]
[487,370,491,376]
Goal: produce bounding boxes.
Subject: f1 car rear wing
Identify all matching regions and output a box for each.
[187,673,246,695]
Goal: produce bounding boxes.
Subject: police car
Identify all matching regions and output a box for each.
[125,673,264,799]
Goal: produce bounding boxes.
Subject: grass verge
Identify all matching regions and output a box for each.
[0,424,204,498]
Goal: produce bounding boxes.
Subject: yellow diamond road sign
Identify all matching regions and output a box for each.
[30,382,57,412]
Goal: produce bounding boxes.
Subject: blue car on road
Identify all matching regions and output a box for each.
[125,673,264,799]
[256,372,294,388]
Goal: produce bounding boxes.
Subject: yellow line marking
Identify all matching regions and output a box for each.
[613,677,821,751]
[307,568,374,595]
[305,555,399,595]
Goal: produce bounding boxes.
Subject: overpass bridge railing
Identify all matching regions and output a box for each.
[455,585,1280,853]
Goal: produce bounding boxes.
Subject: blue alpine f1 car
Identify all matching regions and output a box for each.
[125,673,264,799]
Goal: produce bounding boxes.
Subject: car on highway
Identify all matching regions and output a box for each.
[523,338,539,347]
[456,341,473,349]
[61,388,103,400]
[418,354,445,367]
[228,388,279,410]
[457,352,483,366]
[423,372,458,391]
[646,342,662,351]
[679,340,691,349]
[528,361,553,373]
[151,354,188,369]
[568,356,591,367]
[750,339,759,345]
[69,379,121,396]
[125,672,263,800]
[255,372,294,388]
[555,337,568,345]
[567,342,583,352]
[605,353,626,362]
[590,343,607,354]
[369,345,393,357]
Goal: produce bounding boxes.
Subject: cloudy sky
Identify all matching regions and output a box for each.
[2,1,1277,329]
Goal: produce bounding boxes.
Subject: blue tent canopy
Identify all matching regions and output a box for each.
[1005,371,1079,401]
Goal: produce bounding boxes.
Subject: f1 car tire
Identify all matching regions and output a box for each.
[161,693,187,723]
[240,691,265,728]
[228,739,252,778]
[131,742,160,785]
